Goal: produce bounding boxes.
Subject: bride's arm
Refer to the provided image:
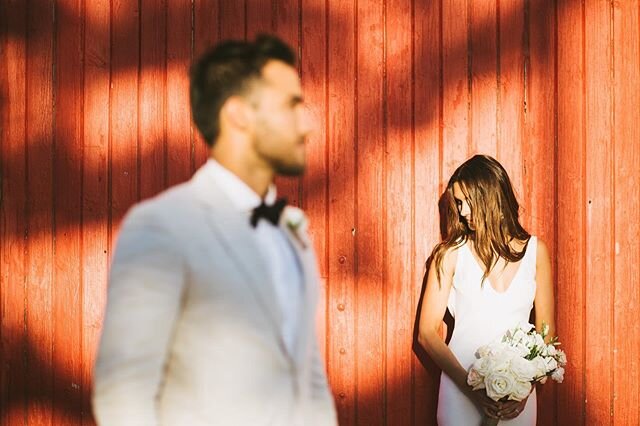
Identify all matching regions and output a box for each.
[417,248,468,390]
[534,240,556,341]
[417,248,499,418]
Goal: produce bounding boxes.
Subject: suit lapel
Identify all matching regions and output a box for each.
[190,168,287,353]
[279,210,318,367]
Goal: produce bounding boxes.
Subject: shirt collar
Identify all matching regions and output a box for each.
[201,159,277,212]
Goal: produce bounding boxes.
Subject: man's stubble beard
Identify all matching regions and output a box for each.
[253,133,306,177]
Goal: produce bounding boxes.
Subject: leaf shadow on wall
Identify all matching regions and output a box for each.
[0,0,574,425]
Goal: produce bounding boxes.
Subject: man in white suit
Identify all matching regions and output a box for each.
[92,35,337,426]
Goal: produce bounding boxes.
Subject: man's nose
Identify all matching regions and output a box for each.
[299,106,315,136]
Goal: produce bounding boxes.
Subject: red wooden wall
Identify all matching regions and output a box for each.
[1,1,639,425]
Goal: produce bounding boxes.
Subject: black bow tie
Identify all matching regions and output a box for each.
[250,198,287,228]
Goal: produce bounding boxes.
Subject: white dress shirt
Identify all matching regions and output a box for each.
[202,159,303,354]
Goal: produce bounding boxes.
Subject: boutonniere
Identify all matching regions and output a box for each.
[282,206,308,249]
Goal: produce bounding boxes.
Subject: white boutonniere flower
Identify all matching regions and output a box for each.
[282,206,308,249]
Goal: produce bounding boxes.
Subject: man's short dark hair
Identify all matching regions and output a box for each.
[190,34,296,146]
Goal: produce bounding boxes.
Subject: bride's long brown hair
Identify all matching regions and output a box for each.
[431,155,530,285]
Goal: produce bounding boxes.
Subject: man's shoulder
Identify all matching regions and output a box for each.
[124,180,198,227]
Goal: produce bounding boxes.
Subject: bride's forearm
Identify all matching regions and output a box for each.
[419,330,469,393]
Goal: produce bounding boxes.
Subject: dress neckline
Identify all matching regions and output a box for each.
[463,239,530,294]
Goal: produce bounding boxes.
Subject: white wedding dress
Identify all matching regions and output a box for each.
[437,237,538,426]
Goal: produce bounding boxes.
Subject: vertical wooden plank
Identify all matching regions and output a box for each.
[54,0,83,423]
[300,0,328,360]
[0,0,28,423]
[556,1,586,424]
[498,0,525,204]
[413,1,441,424]
[273,0,302,206]
[385,0,413,424]
[442,0,469,179]
[526,1,556,262]
[525,1,556,423]
[25,0,55,423]
[354,0,384,423]
[470,0,498,157]
[111,0,139,229]
[584,1,613,424]
[166,0,192,187]
[612,1,640,425]
[193,0,219,169]
[219,0,245,40]
[327,0,356,423]
[139,0,166,200]
[246,0,273,37]
[82,0,110,423]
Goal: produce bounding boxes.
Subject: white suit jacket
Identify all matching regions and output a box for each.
[92,165,337,426]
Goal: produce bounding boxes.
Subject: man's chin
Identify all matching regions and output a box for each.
[274,162,306,177]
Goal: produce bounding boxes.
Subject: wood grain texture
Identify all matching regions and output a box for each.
[556,1,586,425]
[442,0,470,179]
[0,2,639,425]
[53,0,84,423]
[111,0,140,230]
[326,0,356,423]
[25,0,55,423]
[470,0,498,157]
[413,1,442,424]
[525,1,557,423]
[385,0,414,424]
[82,1,110,423]
[193,0,220,169]
[498,0,525,203]
[219,0,245,40]
[0,0,28,424]
[140,0,167,200]
[355,0,385,423]
[584,1,614,424]
[166,0,193,187]
[612,1,640,425]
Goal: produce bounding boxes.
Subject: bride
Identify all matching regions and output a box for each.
[417,154,555,425]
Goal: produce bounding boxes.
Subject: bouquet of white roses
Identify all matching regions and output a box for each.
[467,323,567,425]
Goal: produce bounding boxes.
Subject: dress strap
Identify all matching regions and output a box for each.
[525,236,538,269]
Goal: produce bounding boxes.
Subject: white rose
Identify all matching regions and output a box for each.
[546,344,557,356]
[467,367,485,390]
[473,357,492,376]
[488,354,512,374]
[484,371,517,401]
[551,367,565,383]
[509,357,537,382]
[531,356,548,379]
[524,334,537,350]
[556,349,567,367]
[511,341,531,357]
[544,357,558,373]
[510,380,532,401]
[284,206,307,230]
[476,345,491,359]
[513,328,527,342]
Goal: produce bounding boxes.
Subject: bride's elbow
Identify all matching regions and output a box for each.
[417,327,437,351]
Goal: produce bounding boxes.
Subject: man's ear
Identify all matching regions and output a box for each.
[221,95,254,132]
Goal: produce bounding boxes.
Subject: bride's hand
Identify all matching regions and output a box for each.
[469,389,501,419]
[496,396,528,420]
